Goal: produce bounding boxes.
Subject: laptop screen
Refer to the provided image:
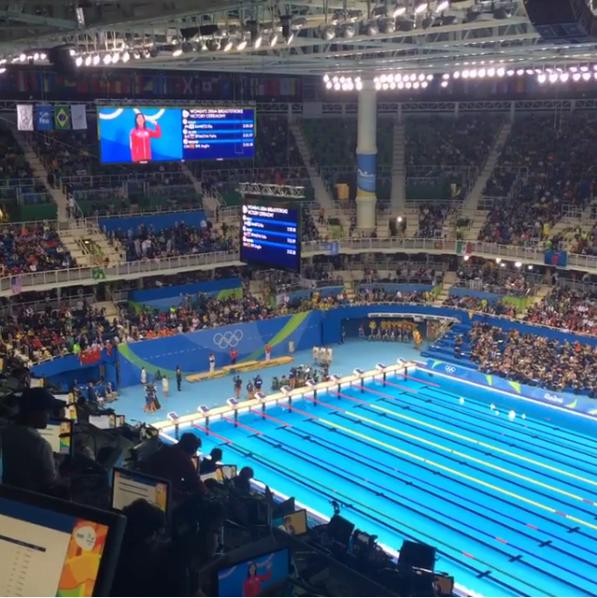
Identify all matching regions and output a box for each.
[0,485,125,596]
[111,467,170,515]
[37,419,73,456]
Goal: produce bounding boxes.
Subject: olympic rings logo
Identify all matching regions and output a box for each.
[213,330,244,349]
[444,365,456,374]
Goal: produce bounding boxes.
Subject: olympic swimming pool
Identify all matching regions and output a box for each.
[167,366,597,596]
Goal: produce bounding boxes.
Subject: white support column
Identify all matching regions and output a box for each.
[355,79,377,231]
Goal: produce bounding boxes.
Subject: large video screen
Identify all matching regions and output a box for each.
[240,203,300,271]
[97,106,255,164]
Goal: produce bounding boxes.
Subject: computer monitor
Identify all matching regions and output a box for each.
[216,547,290,597]
[200,464,237,484]
[0,484,125,596]
[37,418,73,456]
[89,414,116,430]
[272,497,295,519]
[111,467,170,515]
[328,514,355,546]
[273,509,308,537]
[219,464,237,481]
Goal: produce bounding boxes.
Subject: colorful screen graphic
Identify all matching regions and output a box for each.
[98,106,255,164]
[217,548,289,597]
[0,498,109,597]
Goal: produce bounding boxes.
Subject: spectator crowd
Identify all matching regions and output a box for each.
[470,323,596,396]
[0,223,76,276]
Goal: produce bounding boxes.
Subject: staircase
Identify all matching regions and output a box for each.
[11,128,69,222]
[461,208,490,241]
[289,120,335,211]
[59,222,124,268]
[434,270,457,304]
[92,301,120,320]
[390,118,406,214]
[462,120,512,212]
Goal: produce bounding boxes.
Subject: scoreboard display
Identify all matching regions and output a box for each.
[97,105,255,163]
[182,107,255,160]
[240,203,301,271]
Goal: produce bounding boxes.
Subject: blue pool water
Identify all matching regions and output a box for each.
[177,368,597,596]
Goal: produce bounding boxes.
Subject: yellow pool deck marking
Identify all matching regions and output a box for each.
[317,414,597,532]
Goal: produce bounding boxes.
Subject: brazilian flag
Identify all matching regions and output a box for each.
[92,267,106,280]
[54,105,71,130]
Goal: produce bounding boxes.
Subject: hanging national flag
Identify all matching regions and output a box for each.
[71,104,87,130]
[80,346,102,366]
[34,104,54,131]
[92,267,106,280]
[54,105,71,130]
[10,275,23,294]
[17,104,34,131]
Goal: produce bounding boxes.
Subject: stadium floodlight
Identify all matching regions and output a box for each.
[333,82,341,90]
[270,33,279,46]
[405,81,412,89]
[102,54,112,65]
[366,20,380,35]
[418,73,425,81]
[436,1,449,12]
[397,81,404,89]
[393,4,407,17]
[580,65,589,72]
[496,67,505,77]
[323,73,330,82]
[389,81,396,89]
[426,74,433,81]
[478,68,486,78]
[325,81,333,89]
[572,72,581,81]
[286,32,295,45]
[514,261,522,269]
[453,70,460,78]
[0,67,6,74]
[440,80,448,88]
[237,39,248,50]
[75,56,83,67]
[515,69,524,76]
[253,34,263,49]
[537,73,546,84]
[321,25,336,40]
[582,72,591,81]
[355,78,363,90]
[415,2,428,14]
[84,55,92,66]
[469,69,478,78]
[122,51,130,63]
[223,39,233,52]
[92,54,100,65]
[172,47,183,56]
[506,69,514,76]
[559,73,569,82]
[413,81,420,89]
[421,81,428,88]
[132,50,141,60]
[112,52,120,63]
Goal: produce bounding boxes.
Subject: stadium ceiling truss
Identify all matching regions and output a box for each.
[1,0,597,76]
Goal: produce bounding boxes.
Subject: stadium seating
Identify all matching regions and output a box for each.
[480,112,597,245]
[0,222,76,277]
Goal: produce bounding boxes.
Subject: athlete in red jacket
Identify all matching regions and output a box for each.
[242,561,271,597]
[130,113,161,162]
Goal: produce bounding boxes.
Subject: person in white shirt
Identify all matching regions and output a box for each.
[161,375,169,397]
[141,367,147,385]
[209,353,216,375]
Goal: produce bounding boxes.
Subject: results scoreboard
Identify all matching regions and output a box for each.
[240,204,300,271]
[182,107,255,160]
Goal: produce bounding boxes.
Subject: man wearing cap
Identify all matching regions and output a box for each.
[0,387,64,494]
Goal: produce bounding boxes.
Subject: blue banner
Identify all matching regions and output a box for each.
[544,249,568,268]
[34,104,54,131]
[356,153,376,196]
